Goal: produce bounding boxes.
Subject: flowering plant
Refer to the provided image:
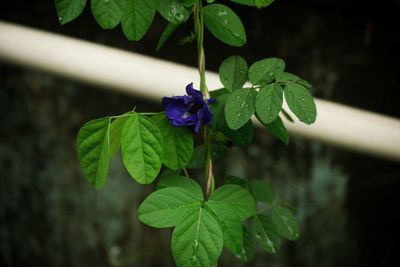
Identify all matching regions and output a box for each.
[58,0,317,266]
[163,83,214,133]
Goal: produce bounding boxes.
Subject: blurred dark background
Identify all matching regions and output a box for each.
[1,0,399,266]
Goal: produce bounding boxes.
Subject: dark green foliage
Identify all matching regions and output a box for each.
[59,1,316,266]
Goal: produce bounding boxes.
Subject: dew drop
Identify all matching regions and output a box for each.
[191,256,197,265]
[176,13,184,21]
[267,240,276,253]
[217,10,227,16]
[255,234,261,239]
[58,17,63,21]
[192,240,199,253]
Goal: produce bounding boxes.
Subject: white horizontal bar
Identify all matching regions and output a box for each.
[1,20,399,161]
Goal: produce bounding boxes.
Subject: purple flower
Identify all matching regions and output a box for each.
[162,83,214,133]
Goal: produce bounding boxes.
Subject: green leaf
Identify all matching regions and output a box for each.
[255,83,283,124]
[172,207,223,267]
[229,0,255,7]
[276,71,312,89]
[204,204,243,254]
[120,113,163,184]
[271,206,300,240]
[179,0,197,8]
[210,93,229,129]
[187,145,206,169]
[157,175,203,199]
[224,120,254,147]
[249,58,285,85]
[252,214,281,254]
[138,187,202,228]
[207,185,256,220]
[109,116,128,156]
[91,0,125,29]
[258,115,289,145]
[154,115,193,170]
[156,22,179,51]
[203,4,246,47]
[219,56,248,92]
[156,0,191,25]
[121,0,156,41]
[178,33,195,46]
[225,176,247,187]
[209,88,230,98]
[150,112,165,124]
[236,225,254,262]
[225,88,257,130]
[249,180,276,204]
[254,0,274,9]
[158,167,180,180]
[282,108,294,123]
[284,82,317,124]
[55,0,87,25]
[76,117,110,189]
[256,83,283,124]
[187,144,227,169]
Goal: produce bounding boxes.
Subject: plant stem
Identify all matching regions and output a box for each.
[183,168,190,178]
[194,1,214,198]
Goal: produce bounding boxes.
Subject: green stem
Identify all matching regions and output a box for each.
[183,168,190,178]
[194,1,214,198]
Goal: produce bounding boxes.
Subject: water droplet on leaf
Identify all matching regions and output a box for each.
[217,10,228,16]
[192,240,199,253]
[191,256,197,265]
[176,13,184,21]
[267,240,276,253]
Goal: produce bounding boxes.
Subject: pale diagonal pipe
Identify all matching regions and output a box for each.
[0,20,399,161]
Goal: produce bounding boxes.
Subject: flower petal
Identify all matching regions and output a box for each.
[162,97,188,122]
[162,83,213,134]
[192,109,203,133]
[202,104,213,125]
[185,83,203,98]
